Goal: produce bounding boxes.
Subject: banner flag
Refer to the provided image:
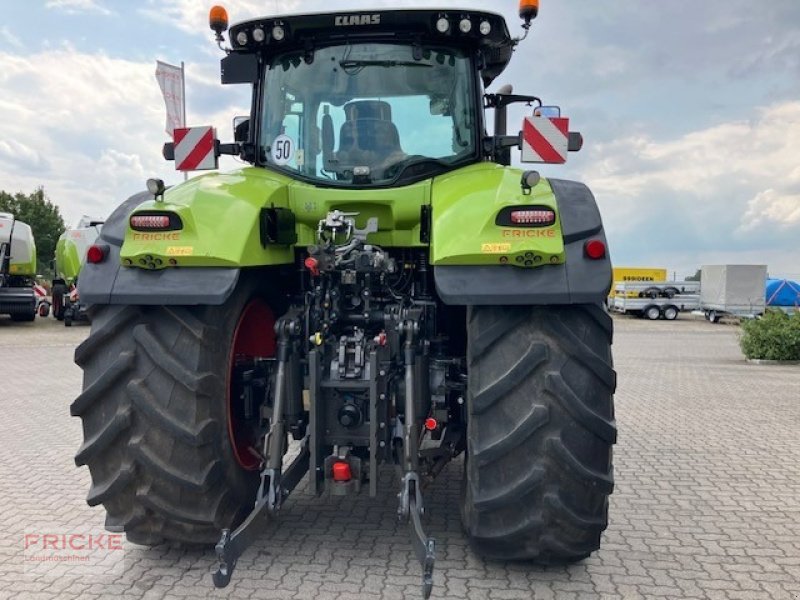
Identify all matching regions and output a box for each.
[155,60,185,136]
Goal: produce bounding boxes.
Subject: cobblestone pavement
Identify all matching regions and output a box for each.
[1,313,799,599]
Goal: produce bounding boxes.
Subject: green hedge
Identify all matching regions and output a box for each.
[740,309,800,361]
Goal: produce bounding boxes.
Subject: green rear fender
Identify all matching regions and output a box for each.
[120,168,295,268]
[430,163,565,267]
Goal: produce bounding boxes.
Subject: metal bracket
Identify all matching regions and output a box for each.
[213,442,309,588]
[213,314,306,589]
[396,317,435,598]
[398,472,436,599]
[317,210,379,243]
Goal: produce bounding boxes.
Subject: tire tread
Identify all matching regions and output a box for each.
[463,305,616,562]
[73,297,261,546]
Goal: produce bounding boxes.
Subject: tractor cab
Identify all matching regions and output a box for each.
[180,4,578,187]
[219,9,514,187]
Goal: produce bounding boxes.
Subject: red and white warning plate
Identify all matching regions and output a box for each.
[521,116,569,164]
[173,126,218,171]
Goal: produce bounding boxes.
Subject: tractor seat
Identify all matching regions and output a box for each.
[336,118,405,177]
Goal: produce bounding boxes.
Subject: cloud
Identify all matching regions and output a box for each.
[0,41,255,227]
[583,101,800,219]
[0,26,23,49]
[0,45,174,224]
[45,0,112,16]
[741,190,800,231]
[0,140,50,172]
[140,0,303,36]
[572,101,800,276]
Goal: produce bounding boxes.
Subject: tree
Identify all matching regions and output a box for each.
[685,269,701,282]
[0,187,66,278]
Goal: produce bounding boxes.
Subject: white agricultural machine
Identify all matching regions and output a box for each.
[0,212,37,322]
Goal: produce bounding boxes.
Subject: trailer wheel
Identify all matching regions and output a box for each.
[461,305,616,562]
[662,306,678,321]
[708,310,719,323]
[71,277,276,545]
[52,283,66,320]
[644,305,661,320]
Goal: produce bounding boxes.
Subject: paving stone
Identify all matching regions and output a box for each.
[2,314,799,599]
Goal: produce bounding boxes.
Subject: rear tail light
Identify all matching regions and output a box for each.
[332,461,352,482]
[510,209,555,225]
[131,215,169,228]
[130,212,182,231]
[496,205,556,227]
[424,417,439,431]
[86,244,108,264]
[304,256,320,276]
[584,239,606,260]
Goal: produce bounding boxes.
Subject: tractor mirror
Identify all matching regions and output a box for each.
[233,116,249,142]
[534,105,561,118]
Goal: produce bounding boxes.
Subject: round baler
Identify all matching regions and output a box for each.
[0,212,37,321]
[52,218,104,323]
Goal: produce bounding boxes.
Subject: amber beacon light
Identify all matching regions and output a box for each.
[209,5,229,34]
[519,0,539,22]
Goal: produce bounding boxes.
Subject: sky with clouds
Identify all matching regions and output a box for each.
[2,0,799,278]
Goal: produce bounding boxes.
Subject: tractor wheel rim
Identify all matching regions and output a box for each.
[227,298,276,470]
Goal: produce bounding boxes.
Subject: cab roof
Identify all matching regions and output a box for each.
[228,9,516,86]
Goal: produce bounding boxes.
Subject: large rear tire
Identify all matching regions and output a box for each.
[461,304,616,562]
[71,277,277,545]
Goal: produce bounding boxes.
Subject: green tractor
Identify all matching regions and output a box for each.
[72,3,615,596]
[52,217,105,325]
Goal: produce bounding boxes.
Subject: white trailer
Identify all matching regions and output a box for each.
[611,282,700,320]
[700,265,767,322]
